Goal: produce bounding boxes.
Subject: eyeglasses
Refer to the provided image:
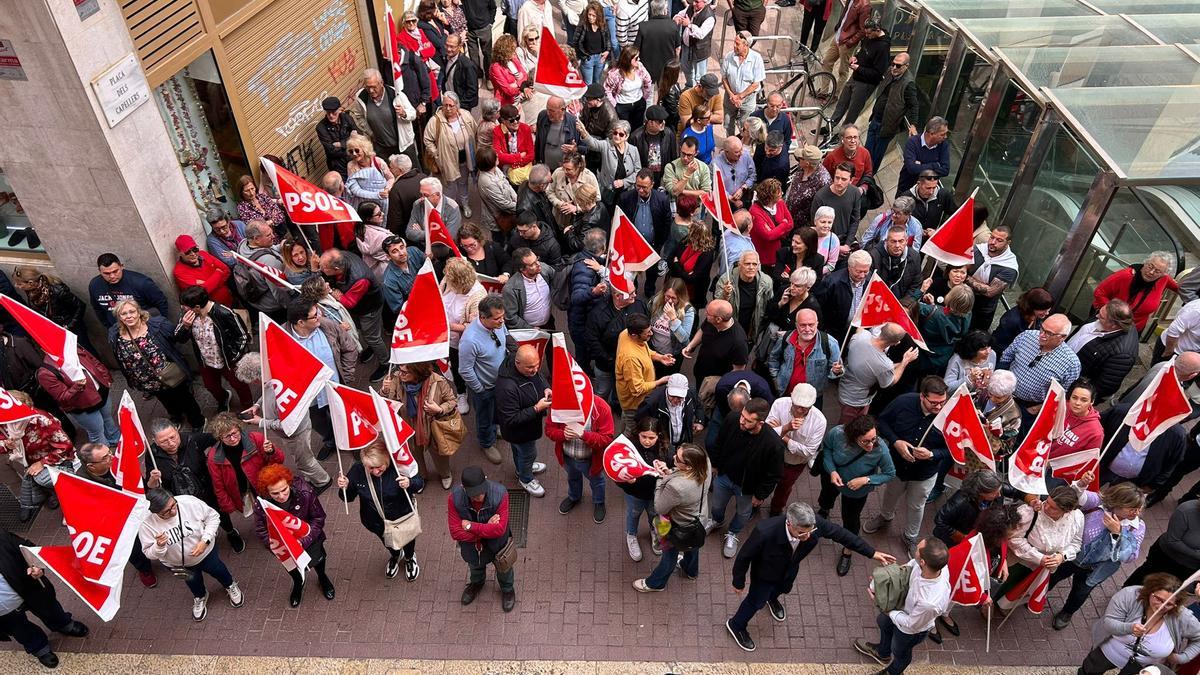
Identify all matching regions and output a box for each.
[348,149,362,155]
[488,330,501,347]
[184,247,199,255]
[891,62,906,68]
[221,429,241,441]
[612,131,627,137]
[1038,328,1067,339]
[503,117,520,124]
[306,312,321,321]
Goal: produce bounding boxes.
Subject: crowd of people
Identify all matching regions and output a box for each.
[1,1,1199,673]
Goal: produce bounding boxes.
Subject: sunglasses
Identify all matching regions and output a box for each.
[184,247,199,255]
[891,62,906,68]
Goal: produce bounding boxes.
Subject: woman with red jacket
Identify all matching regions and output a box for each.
[253,464,334,607]
[396,10,441,105]
[0,390,74,520]
[1092,252,1179,332]
[204,412,282,519]
[544,395,614,524]
[748,178,794,268]
[36,346,119,447]
[488,34,532,109]
[492,105,535,176]
[1049,379,1104,468]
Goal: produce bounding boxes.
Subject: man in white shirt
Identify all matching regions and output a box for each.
[720,31,765,136]
[502,248,554,329]
[1158,296,1200,362]
[765,383,827,517]
[855,537,951,675]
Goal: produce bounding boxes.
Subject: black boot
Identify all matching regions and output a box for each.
[315,561,335,600]
[288,570,304,607]
[227,529,246,553]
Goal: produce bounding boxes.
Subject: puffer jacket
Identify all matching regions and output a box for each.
[495,360,549,444]
[205,432,282,514]
[1075,325,1139,400]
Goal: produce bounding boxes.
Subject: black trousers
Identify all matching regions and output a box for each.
[816,473,868,536]
[801,11,828,54]
[0,588,74,657]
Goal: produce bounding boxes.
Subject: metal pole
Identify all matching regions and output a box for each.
[995,107,1062,235]
[1043,171,1120,301]
[906,11,931,77]
[953,67,1010,204]
[929,33,968,120]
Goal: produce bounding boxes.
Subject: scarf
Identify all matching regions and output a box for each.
[971,242,1018,284]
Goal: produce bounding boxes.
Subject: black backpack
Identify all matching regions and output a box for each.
[232,248,277,303]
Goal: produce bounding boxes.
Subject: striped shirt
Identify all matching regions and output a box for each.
[997,330,1081,403]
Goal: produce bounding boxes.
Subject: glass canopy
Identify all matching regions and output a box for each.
[919,0,1097,24]
[1044,85,1200,181]
[954,15,1160,52]
[1125,14,1200,45]
[1086,0,1200,13]
[998,45,1200,101]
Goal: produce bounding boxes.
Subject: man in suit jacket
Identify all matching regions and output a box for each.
[617,169,672,297]
[633,0,682,81]
[726,502,894,652]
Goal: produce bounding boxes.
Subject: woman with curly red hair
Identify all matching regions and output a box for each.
[253,464,334,607]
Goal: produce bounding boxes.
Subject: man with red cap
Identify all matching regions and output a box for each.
[172,234,234,306]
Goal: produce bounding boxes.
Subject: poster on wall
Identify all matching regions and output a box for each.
[74,0,100,21]
[0,39,27,81]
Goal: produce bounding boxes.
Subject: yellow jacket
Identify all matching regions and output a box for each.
[615,330,658,410]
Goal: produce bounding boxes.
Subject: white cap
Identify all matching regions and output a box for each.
[666,373,689,397]
[790,383,817,407]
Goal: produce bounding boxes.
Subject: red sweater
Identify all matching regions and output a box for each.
[1092,266,1179,332]
[447,491,510,543]
[493,123,535,170]
[822,145,874,186]
[748,200,794,266]
[174,251,233,306]
[1049,408,1103,460]
[545,397,615,477]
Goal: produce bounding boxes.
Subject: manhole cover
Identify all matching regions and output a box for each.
[506,489,530,548]
[0,483,35,533]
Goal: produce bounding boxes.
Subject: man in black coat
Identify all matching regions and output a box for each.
[813,249,873,346]
[707,398,786,560]
[437,34,480,112]
[616,170,671,297]
[1100,402,1187,500]
[0,530,89,668]
[907,171,957,233]
[395,46,432,112]
[496,345,552,497]
[386,155,427,236]
[726,502,894,652]
[635,374,705,447]
[315,96,359,178]
[629,106,679,188]
[632,0,682,81]
[584,291,650,413]
[1070,299,1139,401]
[868,224,922,301]
[516,166,557,234]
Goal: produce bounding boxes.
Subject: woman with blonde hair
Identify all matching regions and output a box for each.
[337,439,425,580]
[279,236,320,285]
[917,284,974,377]
[345,135,394,210]
[108,298,203,428]
[566,182,608,252]
[440,256,486,408]
[648,278,695,376]
[741,116,768,156]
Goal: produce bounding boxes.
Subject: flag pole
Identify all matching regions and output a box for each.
[994,602,1017,632]
[985,602,992,652]
[334,446,349,514]
[147,442,159,472]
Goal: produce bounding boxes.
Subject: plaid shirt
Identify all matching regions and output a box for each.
[998,330,1081,403]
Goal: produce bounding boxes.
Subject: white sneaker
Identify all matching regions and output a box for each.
[521,478,545,497]
[650,530,662,556]
[626,534,643,561]
[227,582,244,607]
[440,475,453,490]
[703,517,718,535]
[531,462,547,475]
[723,533,740,559]
[193,594,208,622]
[463,204,473,219]
[457,394,470,414]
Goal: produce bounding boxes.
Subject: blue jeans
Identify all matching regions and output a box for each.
[729,578,782,631]
[604,6,618,54]
[709,473,754,535]
[511,440,538,484]
[875,611,929,675]
[593,369,617,412]
[565,455,605,503]
[68,402,120,446]
[865,119,892,171]
[183,546,235,599]
[470,388,497,449]
[646,542,699,588]
[624,492,656,535]
[683,50,708,87]
[581,53,605,85]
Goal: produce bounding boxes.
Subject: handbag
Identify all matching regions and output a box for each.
[132,331,187,388]
[430,410,466,456]
[365,472,423,550]
[423,119,443,176]
[492,536,518,573]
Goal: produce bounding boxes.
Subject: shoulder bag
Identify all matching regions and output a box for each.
[492,536,518,573]
[132,329,187,388]
[429,380,466,456]
[365,473,422,550]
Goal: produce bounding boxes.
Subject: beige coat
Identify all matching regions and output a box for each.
[548,167,600,229]
[423,109,478,183]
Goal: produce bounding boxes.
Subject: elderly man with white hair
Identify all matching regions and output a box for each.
[715,250,774,342]
[355,68,416,164]
[813,249,873,347]
[998,313,1081,416]
[405,176,463,249]
[720,31,765,136]
[387,153,425,234]
[712,136,756,211]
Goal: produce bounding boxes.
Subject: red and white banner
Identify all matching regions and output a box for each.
[21,546,123,621]
[510,328,550,361]
[851,272,929,350]
[258,497,313,578]
[1002,563,1050,614]
[390,258,450,364]
[0,294,83,381]
[260,157,361,226]
[703,167,736,232]
[385,4,404,85]
[533,26,586,100]
[260,317,335,436]
[602,435,658,483]
[1008,379,1067,495]
[425,207,462,257]
[930,383,994,468]
[370,387,419,477]
[1123,358,1192,451]
[49,468,150,589]
[921,192,976,267]
[325,382,381,451]
[478,274,505,295]
[550,332,593,426]
[608,207,660,296]
[113,391,147,495]
[229,250,299,293]
[947,533,991,606]
[0,386,38,425]
[1050,449,1101,492]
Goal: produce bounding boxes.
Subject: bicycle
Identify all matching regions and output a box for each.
[750,36,837,120]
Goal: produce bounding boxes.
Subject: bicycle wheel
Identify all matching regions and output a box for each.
[790,71,837,120]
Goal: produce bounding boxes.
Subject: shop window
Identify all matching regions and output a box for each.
[153,50,251,219]
[0,169,46,257]
[912,24,952,126]
[966,80,1036,220]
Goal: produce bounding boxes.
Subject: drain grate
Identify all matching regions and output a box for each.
[0,484,34,533]
[506,489,530,548]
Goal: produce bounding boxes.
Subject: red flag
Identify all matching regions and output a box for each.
[477,274,505,295]
[533,26,587,100]
[390,259,451,364]
[922,193,976,267]
[260,157,361,226]
[702,167,736,231]
[1050,450,1101,492]
[510,328,550,361]
[0,294,83,381]
[229,250,299,293]
[21,546,123,621]
[851,272,929,350]
[370,388,419,477]
[1003,563,1051,614]
[602,435,658,483]
[1008,379,1067,495]
[257,497,313,579]
[49,468,150,588]
[425,208,462,257]
[1123,358,1192,451]
[260,317,335,436]
[930,383,994,467]
[0,386,38,424]
[550,332,594,426]
[608,206,660,296]
[113,391,147,495]
[325,382,381,451]
[385,4,404,85]
[947,533,991,606]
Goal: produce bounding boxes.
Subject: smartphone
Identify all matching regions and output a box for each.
[238,410,255,421]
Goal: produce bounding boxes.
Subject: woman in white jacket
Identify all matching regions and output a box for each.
[140,488,244,622]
